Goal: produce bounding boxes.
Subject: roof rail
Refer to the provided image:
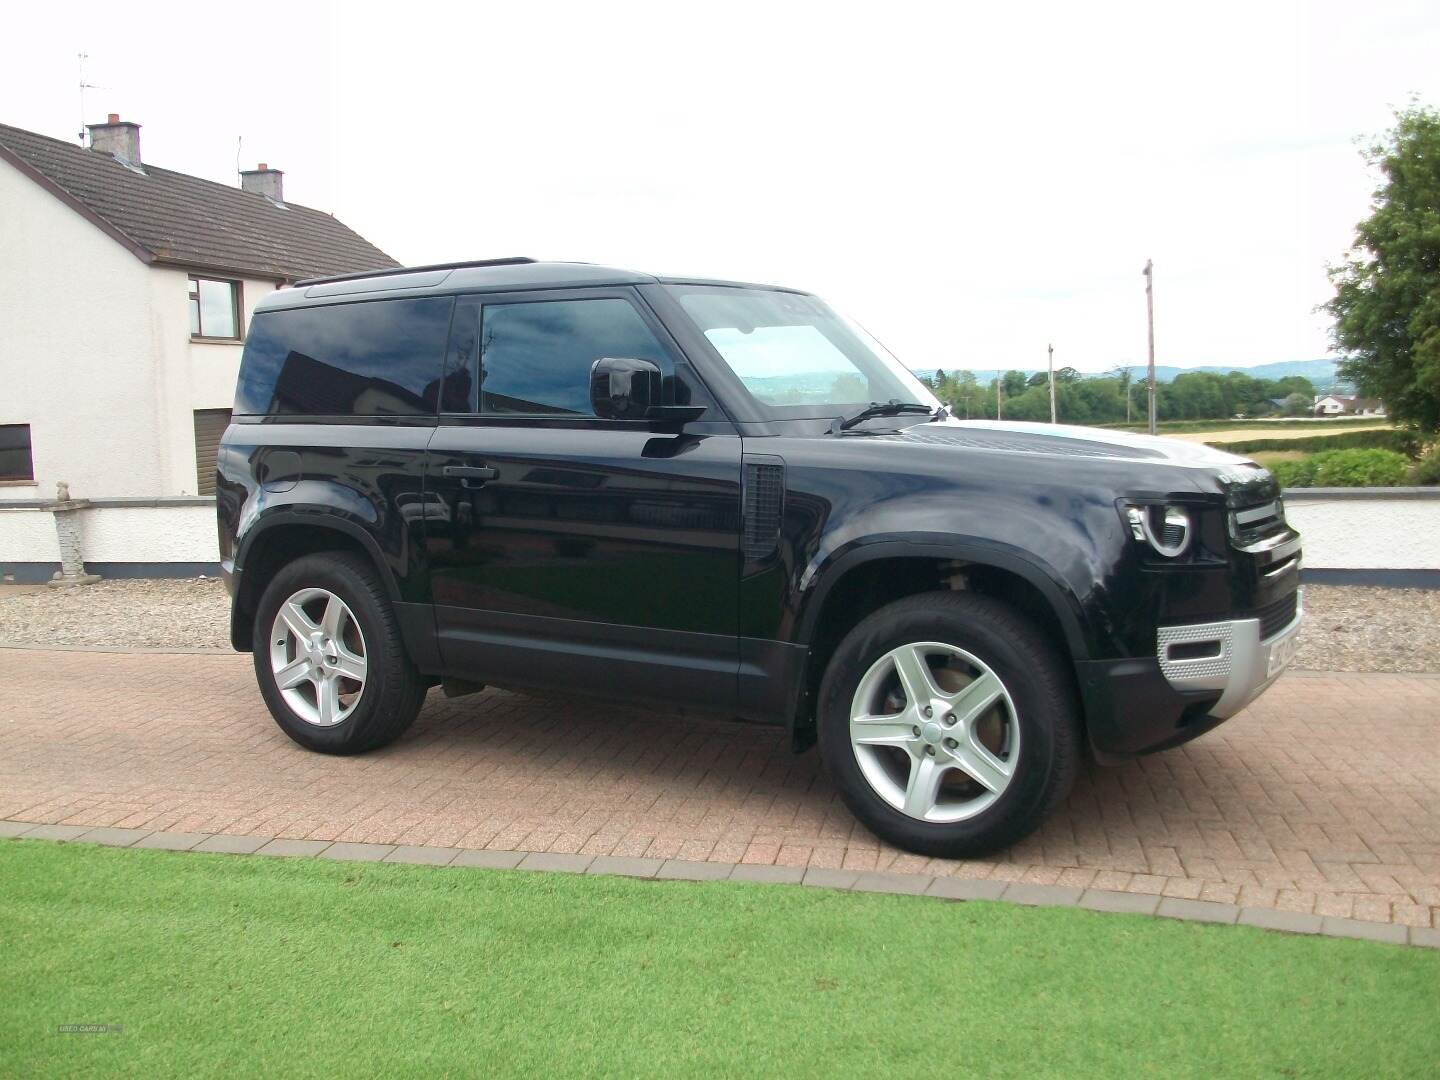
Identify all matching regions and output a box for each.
[294,256,537,288]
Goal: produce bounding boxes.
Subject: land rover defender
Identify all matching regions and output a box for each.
[218,258,1303,856]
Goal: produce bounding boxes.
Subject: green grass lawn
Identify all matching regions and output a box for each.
[3,841,1436,1078]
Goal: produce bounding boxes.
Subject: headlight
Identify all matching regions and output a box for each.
[1124,503,1193,558]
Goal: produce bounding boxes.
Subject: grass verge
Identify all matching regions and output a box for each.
[3,841,1436,1078]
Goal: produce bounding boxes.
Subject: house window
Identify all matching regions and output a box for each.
[188,276,241,340]
[0,424,34,482]
[193,410,231,496]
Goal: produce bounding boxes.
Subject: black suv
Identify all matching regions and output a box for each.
[218,258,1303,856]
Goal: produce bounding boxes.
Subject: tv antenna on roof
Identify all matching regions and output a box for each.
[77,53,106,145]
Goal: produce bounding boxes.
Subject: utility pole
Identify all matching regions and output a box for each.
[1143,259,1157,435]
[1047,344,1057,424]
[996,374,1003,420]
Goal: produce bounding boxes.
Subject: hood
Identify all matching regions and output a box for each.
[882,419,1260,471]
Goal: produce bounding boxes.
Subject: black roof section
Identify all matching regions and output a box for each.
[266,258,810,309]
[0,120,398,282]
[294,256,536,287]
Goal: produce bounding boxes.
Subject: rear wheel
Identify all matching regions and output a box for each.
[818,591,1079,857]
[253,552,426,754]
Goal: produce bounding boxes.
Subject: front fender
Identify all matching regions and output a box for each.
[794,533,1095,661]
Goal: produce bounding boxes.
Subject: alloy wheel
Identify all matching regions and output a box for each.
[848,641,1020,822]
[269,587,368,727]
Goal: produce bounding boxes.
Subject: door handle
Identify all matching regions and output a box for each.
[443,465,498,482]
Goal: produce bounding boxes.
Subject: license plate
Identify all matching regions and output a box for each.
[1266,632,1298,677]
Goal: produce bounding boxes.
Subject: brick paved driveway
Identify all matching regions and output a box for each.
[1,647,1435,928]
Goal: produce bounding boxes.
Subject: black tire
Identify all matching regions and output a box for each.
[817,591,1079,857]
[252,551,426,754]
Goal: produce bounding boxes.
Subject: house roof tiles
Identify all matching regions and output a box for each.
[0,121,396,281]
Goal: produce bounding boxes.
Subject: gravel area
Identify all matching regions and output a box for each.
[0,578,1435,672]
[1293,585,1440,674]
[0,578,231,650]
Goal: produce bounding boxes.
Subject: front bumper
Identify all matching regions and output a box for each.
[1080,591,1304,758]
[1155,591,1304,720]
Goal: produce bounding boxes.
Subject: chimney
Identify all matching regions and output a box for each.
[87,114,142,168]
[240,162,284,204]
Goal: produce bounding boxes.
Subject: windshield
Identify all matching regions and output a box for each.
[666,285,939,416]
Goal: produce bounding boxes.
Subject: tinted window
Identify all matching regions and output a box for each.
[234,297,453,416]
[475,298,671,416]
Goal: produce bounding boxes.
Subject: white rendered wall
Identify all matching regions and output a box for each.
[0,154,278,501]
[0,155,159,499]
[1,494,1434,575]
[0,504,218,565]
[1284,494,1440,570]
[151,267,277,496]
[0,509,61,561]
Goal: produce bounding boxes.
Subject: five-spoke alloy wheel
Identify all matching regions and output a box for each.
[849,642,1020,823]
[819,591,1079,857]
[253,552,426,754]
[269,587,369,728]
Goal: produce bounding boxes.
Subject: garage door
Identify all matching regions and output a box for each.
[193,409,231,497]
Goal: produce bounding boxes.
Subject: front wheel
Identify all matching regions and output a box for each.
[253,551,426,754]
[818,592,1080,857]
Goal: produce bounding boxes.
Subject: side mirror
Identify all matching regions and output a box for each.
[590,358,705,425]
[590,357,661,420]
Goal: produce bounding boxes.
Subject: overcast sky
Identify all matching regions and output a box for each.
[5,0,1438,373]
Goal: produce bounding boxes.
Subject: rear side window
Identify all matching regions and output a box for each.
[451,298,672,416]
[234,297,453,416]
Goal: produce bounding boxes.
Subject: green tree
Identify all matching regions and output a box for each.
[1002,370,1028,398]
[1109,364,1134,422]
[1280,391,1312,417]
[1325,103,1440,433]
[952,370,980,418]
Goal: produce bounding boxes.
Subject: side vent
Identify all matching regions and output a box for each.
[742,460,785,563]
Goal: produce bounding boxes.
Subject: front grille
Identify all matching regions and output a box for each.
[1254,591,1298,640]
[1230,498,1286,546]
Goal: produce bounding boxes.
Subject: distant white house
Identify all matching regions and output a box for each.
[0,116,395,580]
[1314,395,1385,417]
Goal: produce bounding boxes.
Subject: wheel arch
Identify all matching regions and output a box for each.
[230,513,401,652]
[790,537,1093,745]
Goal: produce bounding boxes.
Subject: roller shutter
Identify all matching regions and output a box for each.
[192,409,231,496]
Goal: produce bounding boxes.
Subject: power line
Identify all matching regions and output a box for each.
[1143,259,1157,435]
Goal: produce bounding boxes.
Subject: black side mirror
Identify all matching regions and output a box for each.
[590,357,661,420]
[590,358,705,425]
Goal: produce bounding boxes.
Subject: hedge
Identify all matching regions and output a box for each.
[1101,417,1384,434]
[1271,449,1411,488]
[1209,428,1421,457]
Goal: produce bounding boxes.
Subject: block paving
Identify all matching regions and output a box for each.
[1,648,1436,933]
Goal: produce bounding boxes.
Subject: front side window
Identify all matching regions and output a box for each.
[667,285,936,416]
[0,424,33,481]
[234,297,453,416]
[465,298,673,416]
[189,276,241,340]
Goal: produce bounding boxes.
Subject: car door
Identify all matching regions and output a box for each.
[424,287,743,713]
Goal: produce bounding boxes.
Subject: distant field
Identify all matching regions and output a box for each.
[1171,423,1392,445]
[1100,417,1386,435]
[1250,450,1308,467]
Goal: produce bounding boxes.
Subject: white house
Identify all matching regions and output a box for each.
[1313,394,1386,417]
[0,116,394,581]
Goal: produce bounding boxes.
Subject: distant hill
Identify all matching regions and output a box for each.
[916,359,1351,390]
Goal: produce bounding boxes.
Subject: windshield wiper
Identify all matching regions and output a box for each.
[829,399,940,434]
